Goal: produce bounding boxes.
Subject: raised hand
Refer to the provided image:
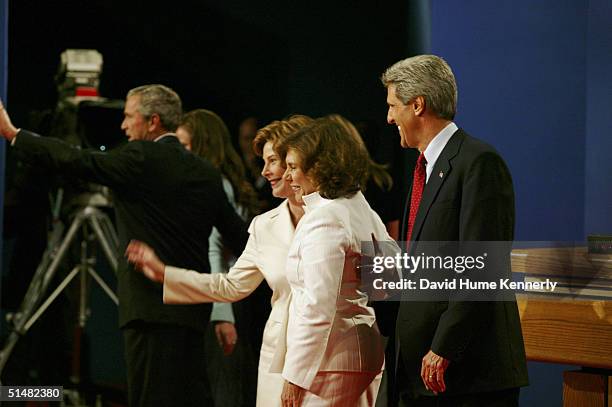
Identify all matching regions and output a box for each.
[0,99,19,141]
[125,240,166,283]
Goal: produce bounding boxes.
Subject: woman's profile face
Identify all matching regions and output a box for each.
[176,126,192,151]
[284,149,316,203]
[261,141,291,198]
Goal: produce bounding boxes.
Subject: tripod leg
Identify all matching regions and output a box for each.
[98,209,119,249]
[88,210,119,272]
[1,205,121,382]
[23,266,81,332]
[87,267,119,305]
[8,220,65,330]
[39,211,88,297]
[0,266,81,377]
[0,213,86,377]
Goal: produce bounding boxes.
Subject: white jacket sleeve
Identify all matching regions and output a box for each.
[208,226,235,322]
[209,177,244,322]
[163,218,265,304]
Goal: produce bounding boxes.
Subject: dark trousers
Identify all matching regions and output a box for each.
[400,387,519,407]
[123,321,212,407]
[204,322,258,407]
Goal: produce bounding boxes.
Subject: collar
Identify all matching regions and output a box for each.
[302,191,331,213]
[423,122,458,182]
[153,133,177,142]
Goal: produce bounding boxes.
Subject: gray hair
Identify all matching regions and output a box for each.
[381,55,457,120]
[127,84,182,131]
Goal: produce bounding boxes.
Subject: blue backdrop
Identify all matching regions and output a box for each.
[428,0,612,405]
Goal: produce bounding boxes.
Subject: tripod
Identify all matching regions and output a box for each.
[0,201,119,405]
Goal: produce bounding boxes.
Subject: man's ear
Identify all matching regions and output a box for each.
[148,113,161,132]
[413,96,426,116]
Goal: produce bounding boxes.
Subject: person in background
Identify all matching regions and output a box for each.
[126,115,312,406]
[0,86,248,407]
[238,116,261,183]
[238,116,278,211]
[176,108,259,406]
[326,113,394,222]
[325,113,397,407]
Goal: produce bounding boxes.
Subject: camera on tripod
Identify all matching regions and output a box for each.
[51,49,126,209]
[0,50,122,402]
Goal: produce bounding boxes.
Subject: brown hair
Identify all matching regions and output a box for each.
[277,118,370,199]
[180,109,259,217]
[252,115,313,157]
[326,114,393,192]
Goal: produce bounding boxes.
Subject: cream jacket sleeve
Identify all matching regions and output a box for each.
[163,218,265,304]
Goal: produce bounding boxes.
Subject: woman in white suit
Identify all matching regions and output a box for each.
[276,117,397,407]
[126,115,312,406]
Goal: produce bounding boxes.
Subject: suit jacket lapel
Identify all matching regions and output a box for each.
[400,186,411,242]
[410,130,464,242]
[270,200,295,243]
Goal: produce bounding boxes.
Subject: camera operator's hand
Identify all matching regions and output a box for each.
[126,240,166,283]
[0,99,19,141]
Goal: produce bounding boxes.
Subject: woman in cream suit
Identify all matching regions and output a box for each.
[126,116,312,406]
[276,117,397,407]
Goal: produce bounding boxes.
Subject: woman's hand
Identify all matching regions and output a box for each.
[281,380,304,407]
[125,240,166,283]
[214,321,238,356]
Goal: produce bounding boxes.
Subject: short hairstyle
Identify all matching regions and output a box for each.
[127,84,182,131]
[381,54,457,120]
[252,115,313,157]
[276,117,369,200]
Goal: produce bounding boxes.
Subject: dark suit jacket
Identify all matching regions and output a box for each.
[390,128,528,396]
[14,131,248,331]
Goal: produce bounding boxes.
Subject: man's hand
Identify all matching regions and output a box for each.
[281,380,304,407]
[214,321,238,356]
[421,349,450,394]
[125,240,166,283]
[0,99,19,141]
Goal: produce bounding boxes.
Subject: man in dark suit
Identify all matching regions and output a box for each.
[380,55,528,406]
[0,85,248,406]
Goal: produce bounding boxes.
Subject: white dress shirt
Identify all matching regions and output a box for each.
[423,122,458,183]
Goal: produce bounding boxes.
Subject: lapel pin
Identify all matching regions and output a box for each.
[439,171,444,178]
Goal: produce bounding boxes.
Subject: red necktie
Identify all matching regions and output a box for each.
[406,153,426,242]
